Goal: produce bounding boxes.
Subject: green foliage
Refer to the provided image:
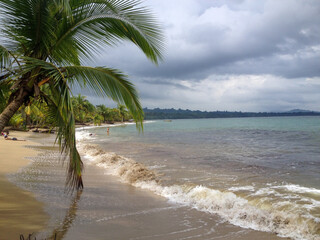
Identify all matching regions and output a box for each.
[0,86,10,112]
[71,94,95,123]
[93,114,104,126]
[9,113,23,128]
[117,104,127,122]
[71,96,132,124]
[0,0,163,190]
[96,104,111,122]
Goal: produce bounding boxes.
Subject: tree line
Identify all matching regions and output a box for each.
[0,94,132,130]
[143,108,320,120]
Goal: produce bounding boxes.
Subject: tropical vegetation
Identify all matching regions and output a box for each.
[3,94,133,130]
[0,0,163,190]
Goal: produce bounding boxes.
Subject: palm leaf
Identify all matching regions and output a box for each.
[0,0,57,58]
[45,82,84,191]
[0,45,11,70]
[64,65,144,129]
[51,0,164,65]
[0,81,11,112]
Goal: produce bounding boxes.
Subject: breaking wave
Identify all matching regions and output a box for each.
[79,144,158,184]
[76,130,320,240]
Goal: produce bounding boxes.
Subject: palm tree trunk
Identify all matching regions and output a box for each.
[0,90,29,132]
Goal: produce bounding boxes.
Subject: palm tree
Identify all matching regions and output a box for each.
[117,104,127,122]
[96,104,111,123]
[72,94,95,124]
[24,101,46,127]
[0,0,163,190]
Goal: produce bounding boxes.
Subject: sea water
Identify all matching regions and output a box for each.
[76,116,320,240]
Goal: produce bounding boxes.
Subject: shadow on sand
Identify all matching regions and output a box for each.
[20,190,82,240]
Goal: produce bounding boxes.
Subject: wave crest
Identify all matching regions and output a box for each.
[79,144,158,184]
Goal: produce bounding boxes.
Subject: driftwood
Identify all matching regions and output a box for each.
[29,128,55,133]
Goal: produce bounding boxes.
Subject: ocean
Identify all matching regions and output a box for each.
[10,116,320,240]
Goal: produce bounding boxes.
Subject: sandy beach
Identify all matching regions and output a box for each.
[0,131,48,240]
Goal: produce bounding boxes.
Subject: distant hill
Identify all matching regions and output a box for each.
[285,109,316,113]
[143,108,320,120]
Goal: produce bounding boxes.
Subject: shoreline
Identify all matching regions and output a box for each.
[0,131,48,239]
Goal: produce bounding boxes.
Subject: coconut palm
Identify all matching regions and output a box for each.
[117,104,127,122]
[72,94,95,123]
[96,104,111,123]
[0,0,163,190]
[24,101,46,127]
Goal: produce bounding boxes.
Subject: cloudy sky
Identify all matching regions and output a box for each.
[88,0,320,112]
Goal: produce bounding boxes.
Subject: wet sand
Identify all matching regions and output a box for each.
[0,131,48,240]
[3,132,288,240]
[61,163,286,240]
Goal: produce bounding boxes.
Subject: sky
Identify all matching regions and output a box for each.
[87,0,320,112]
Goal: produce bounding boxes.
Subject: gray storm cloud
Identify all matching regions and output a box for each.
[89,0,320,112]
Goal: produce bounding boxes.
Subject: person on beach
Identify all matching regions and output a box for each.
[107,127,110,135]
[1,132,8,139]
[1,132,25,141]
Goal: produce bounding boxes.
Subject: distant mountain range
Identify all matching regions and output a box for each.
[143,108,320,120]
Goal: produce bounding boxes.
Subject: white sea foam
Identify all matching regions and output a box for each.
[134,182,320,240]
[252,187,277,196]
[228,186,255,192]
[148,164,167,169]
[76,130,94,141]
[78,144,158,184]
[77,140,320,240]
[75,120,156,141]
[273,184,320,195]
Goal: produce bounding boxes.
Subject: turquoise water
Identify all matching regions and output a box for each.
[89,116,320,187]
[78,116,320,240]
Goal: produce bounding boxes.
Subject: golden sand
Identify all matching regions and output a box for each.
[0,131,48,240]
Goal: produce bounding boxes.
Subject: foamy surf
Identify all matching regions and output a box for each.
[76,130,320,240]
[274,184,320,195]
[134,183,320,240]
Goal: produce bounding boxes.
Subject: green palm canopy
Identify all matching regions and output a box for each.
[0,0,164,190]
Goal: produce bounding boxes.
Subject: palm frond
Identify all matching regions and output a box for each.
[0,80,11,112]
[20,56,66,84]
[0,0,57,58]
[0,45,11,71]
[64,65,144,129]
[51,0,164,65]
[43,82,84,191]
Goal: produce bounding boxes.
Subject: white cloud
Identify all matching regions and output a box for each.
[137,74,320,112]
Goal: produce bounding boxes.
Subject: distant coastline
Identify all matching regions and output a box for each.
[143,108,320,120]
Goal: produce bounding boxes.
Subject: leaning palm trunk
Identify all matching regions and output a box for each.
[0,0,163,191]
[0,89,29,131]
